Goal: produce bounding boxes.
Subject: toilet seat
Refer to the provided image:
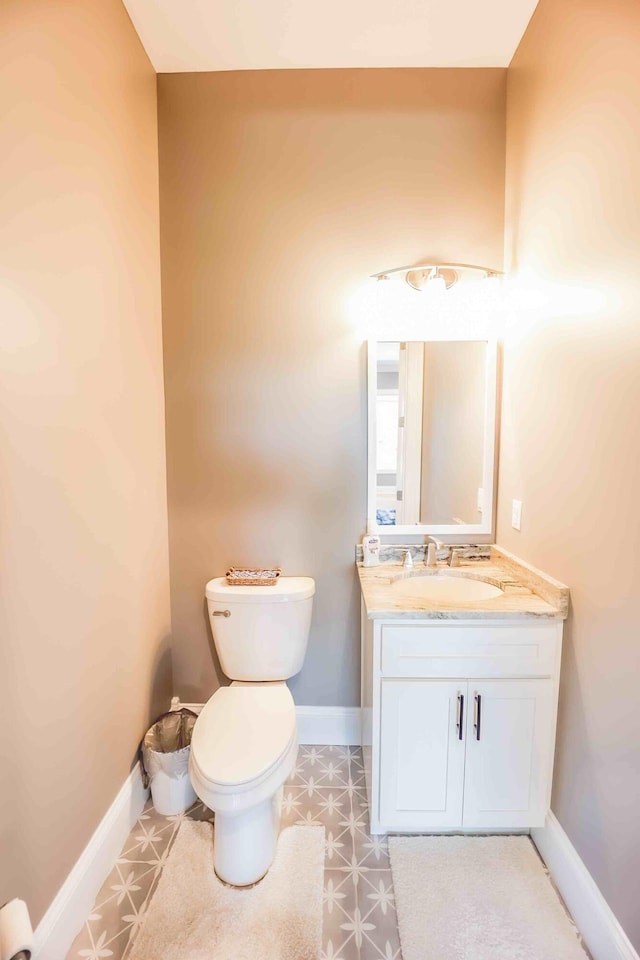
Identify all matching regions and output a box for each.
[189,681,298,815]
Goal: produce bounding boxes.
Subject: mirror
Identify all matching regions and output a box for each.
[367,338,497,535]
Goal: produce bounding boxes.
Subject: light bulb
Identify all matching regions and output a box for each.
[428,275,447,294]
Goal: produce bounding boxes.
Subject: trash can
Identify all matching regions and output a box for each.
[139,708,198,816]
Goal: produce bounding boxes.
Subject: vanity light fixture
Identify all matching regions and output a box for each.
[371,262,503,291]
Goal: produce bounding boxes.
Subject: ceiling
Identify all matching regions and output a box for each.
[122,0,539,73]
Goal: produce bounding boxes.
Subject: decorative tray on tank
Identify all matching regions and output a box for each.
[225,567,282,586]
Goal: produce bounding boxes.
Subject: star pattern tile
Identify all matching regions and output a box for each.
[65,745,402,960]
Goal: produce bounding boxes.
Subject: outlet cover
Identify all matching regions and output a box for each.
[511,499,523,531]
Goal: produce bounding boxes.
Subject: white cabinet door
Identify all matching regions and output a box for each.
[379,679,466,829]
[463,679,553,829]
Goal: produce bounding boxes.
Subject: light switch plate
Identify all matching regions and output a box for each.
[511,499,523,531]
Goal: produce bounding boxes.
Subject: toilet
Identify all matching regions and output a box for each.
[189,575,315,886]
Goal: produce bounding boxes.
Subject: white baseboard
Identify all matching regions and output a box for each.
[295,706,361,745]
[175,699,362,746]
[33,765,148,960]
[532,812,638,960]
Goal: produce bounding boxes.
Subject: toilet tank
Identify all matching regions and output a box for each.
[205,577,315,681]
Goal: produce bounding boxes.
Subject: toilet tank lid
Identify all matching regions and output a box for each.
[206,576,315,603]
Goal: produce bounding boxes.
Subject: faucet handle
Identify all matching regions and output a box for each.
[449,549,461,568]
[402,549,414,568]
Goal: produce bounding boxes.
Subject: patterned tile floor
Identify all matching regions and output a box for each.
[66,745,401,960]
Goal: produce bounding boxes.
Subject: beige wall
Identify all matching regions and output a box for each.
[158,68,506,706]
[0,0,171,924]
[500,0,640,945]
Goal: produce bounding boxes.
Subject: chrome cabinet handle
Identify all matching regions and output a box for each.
[473,692,482,740]
[456,692,464,740]
[211,609,231,618]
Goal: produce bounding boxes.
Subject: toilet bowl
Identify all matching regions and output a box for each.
[189,575,315,886]
[189,681,298,885]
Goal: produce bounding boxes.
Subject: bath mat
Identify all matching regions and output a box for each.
[128,822,324,960]
[389,835,588,960]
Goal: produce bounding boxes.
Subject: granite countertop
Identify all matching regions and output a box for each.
[357,545,569,621]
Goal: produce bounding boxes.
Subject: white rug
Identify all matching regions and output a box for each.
[128,821,324,960]
[389,835,589,960]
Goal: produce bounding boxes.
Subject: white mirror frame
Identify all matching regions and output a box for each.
[367,336,498,537]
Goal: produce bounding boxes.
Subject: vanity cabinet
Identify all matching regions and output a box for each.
[362,615,563,835]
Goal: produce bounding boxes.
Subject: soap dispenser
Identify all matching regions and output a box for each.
[362,533,381,567]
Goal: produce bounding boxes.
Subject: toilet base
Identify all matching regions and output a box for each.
[213,787,283,887]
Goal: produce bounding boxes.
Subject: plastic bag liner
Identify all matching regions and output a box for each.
[139,709,197,788]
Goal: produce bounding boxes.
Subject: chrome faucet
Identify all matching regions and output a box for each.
[402,549,414,569]
[425,537,445,567]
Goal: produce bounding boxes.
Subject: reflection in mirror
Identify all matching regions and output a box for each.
[374,340,489,528]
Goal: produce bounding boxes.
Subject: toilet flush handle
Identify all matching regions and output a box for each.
[212,609,231,618]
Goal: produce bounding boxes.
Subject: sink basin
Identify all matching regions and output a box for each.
[392,575,503,603]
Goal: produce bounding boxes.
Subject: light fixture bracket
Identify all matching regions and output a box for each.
[372,261,503,291]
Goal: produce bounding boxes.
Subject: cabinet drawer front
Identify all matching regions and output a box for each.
[380,623,558,678]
